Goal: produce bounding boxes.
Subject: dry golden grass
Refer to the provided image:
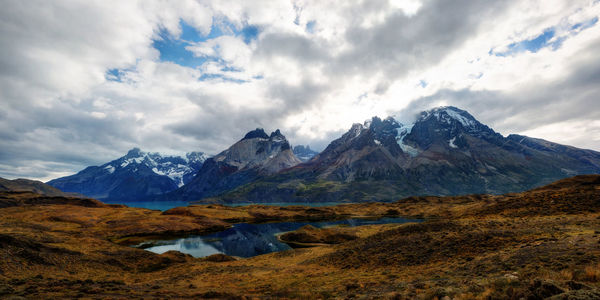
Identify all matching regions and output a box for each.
[584,263,600,282]
[0,175,599,298]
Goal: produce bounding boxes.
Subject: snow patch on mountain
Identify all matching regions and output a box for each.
[152,166,187,187]
[186,152,210,164]
[395,123,419,157]
[271,136,284,143]
[449,137,458,148]
[425,106,478,130]
[104,165,115,174]
[107,148,209,187]
[350,123,365,139]
[121,157,144,168]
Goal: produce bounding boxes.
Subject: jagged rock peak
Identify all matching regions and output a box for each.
[270,129,283,138]
[360,106,477,132]
[186,151,209,163]
[269,129,289,146]
[125,147,144,158]
[419,106,478,128]
[293,145,312,152]
[293,144,318,162]
[363,116,402,130]
[243,128,269,140]
[349,123,366,135]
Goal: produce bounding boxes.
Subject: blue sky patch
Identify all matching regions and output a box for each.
[306,21,316,34]
[198,73,247,83]
[571,16,598,31]
[220,66,243,72]
[492,28,556,57]
[150,19,259,70]
[105,18,259,82]
[153,30,208,68]
[105,65,138,82]
[105,68,122,82]
[241,25,259,44]
[179,20,202,42]
[490,17,598,57]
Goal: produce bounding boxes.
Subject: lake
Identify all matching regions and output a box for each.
[137,217,420,258]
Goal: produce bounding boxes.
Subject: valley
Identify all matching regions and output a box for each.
[3,2,600,299]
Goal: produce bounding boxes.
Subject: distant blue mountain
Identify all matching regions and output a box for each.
[293,145,318,162]
[47,148,208,201]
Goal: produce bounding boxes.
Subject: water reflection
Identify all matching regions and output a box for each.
[141,217,419,258]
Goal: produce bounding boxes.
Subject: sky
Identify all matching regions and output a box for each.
[1,0,600,181]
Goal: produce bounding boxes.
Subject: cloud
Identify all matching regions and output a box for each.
[331,0,509,80]
[0,0,599,181]
[393,34,600,149]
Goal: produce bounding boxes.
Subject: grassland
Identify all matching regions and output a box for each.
[0,175,599,299]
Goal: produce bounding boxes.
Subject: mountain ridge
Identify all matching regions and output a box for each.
[166,128,301,201]
[209,106,600,203]
[47,148,209,201]
[44,106,600,204]
[0,177,79,198]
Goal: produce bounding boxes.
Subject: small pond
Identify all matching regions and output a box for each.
[137,217,420,258]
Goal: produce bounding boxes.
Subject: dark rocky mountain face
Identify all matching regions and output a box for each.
[506,134,600,173]
[168,128,302,201]
[293,145,319,162]
[47,148,208,201]
[216,106,600,203]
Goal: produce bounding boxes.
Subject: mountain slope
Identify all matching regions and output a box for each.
[214,106,600,203]
[47,148,208,201]
[0,177,77,197]
[168,128,301,201]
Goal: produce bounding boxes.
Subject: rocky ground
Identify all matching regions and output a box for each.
[0,175,599,299]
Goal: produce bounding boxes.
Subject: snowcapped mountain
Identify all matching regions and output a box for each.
[112,148,209,187]
[45,106,600,204]
[293,145,319,162]
[47,148,209,201]
[216,106,600,203]
[167,128,301,201]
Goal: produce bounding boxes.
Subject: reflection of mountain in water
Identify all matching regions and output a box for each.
[143,217,419,258]
[206,223,299,257]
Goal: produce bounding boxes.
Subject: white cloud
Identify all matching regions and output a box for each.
[0,0,599,181]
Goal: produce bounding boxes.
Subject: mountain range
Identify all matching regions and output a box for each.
[165,128,301,202]
[213,106,600,203]
[47,106,600,203]
[47,148,208,201]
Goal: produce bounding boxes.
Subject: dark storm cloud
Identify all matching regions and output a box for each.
[0,98,142,179]
[255,32,330,64]
[329,0,509,82]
